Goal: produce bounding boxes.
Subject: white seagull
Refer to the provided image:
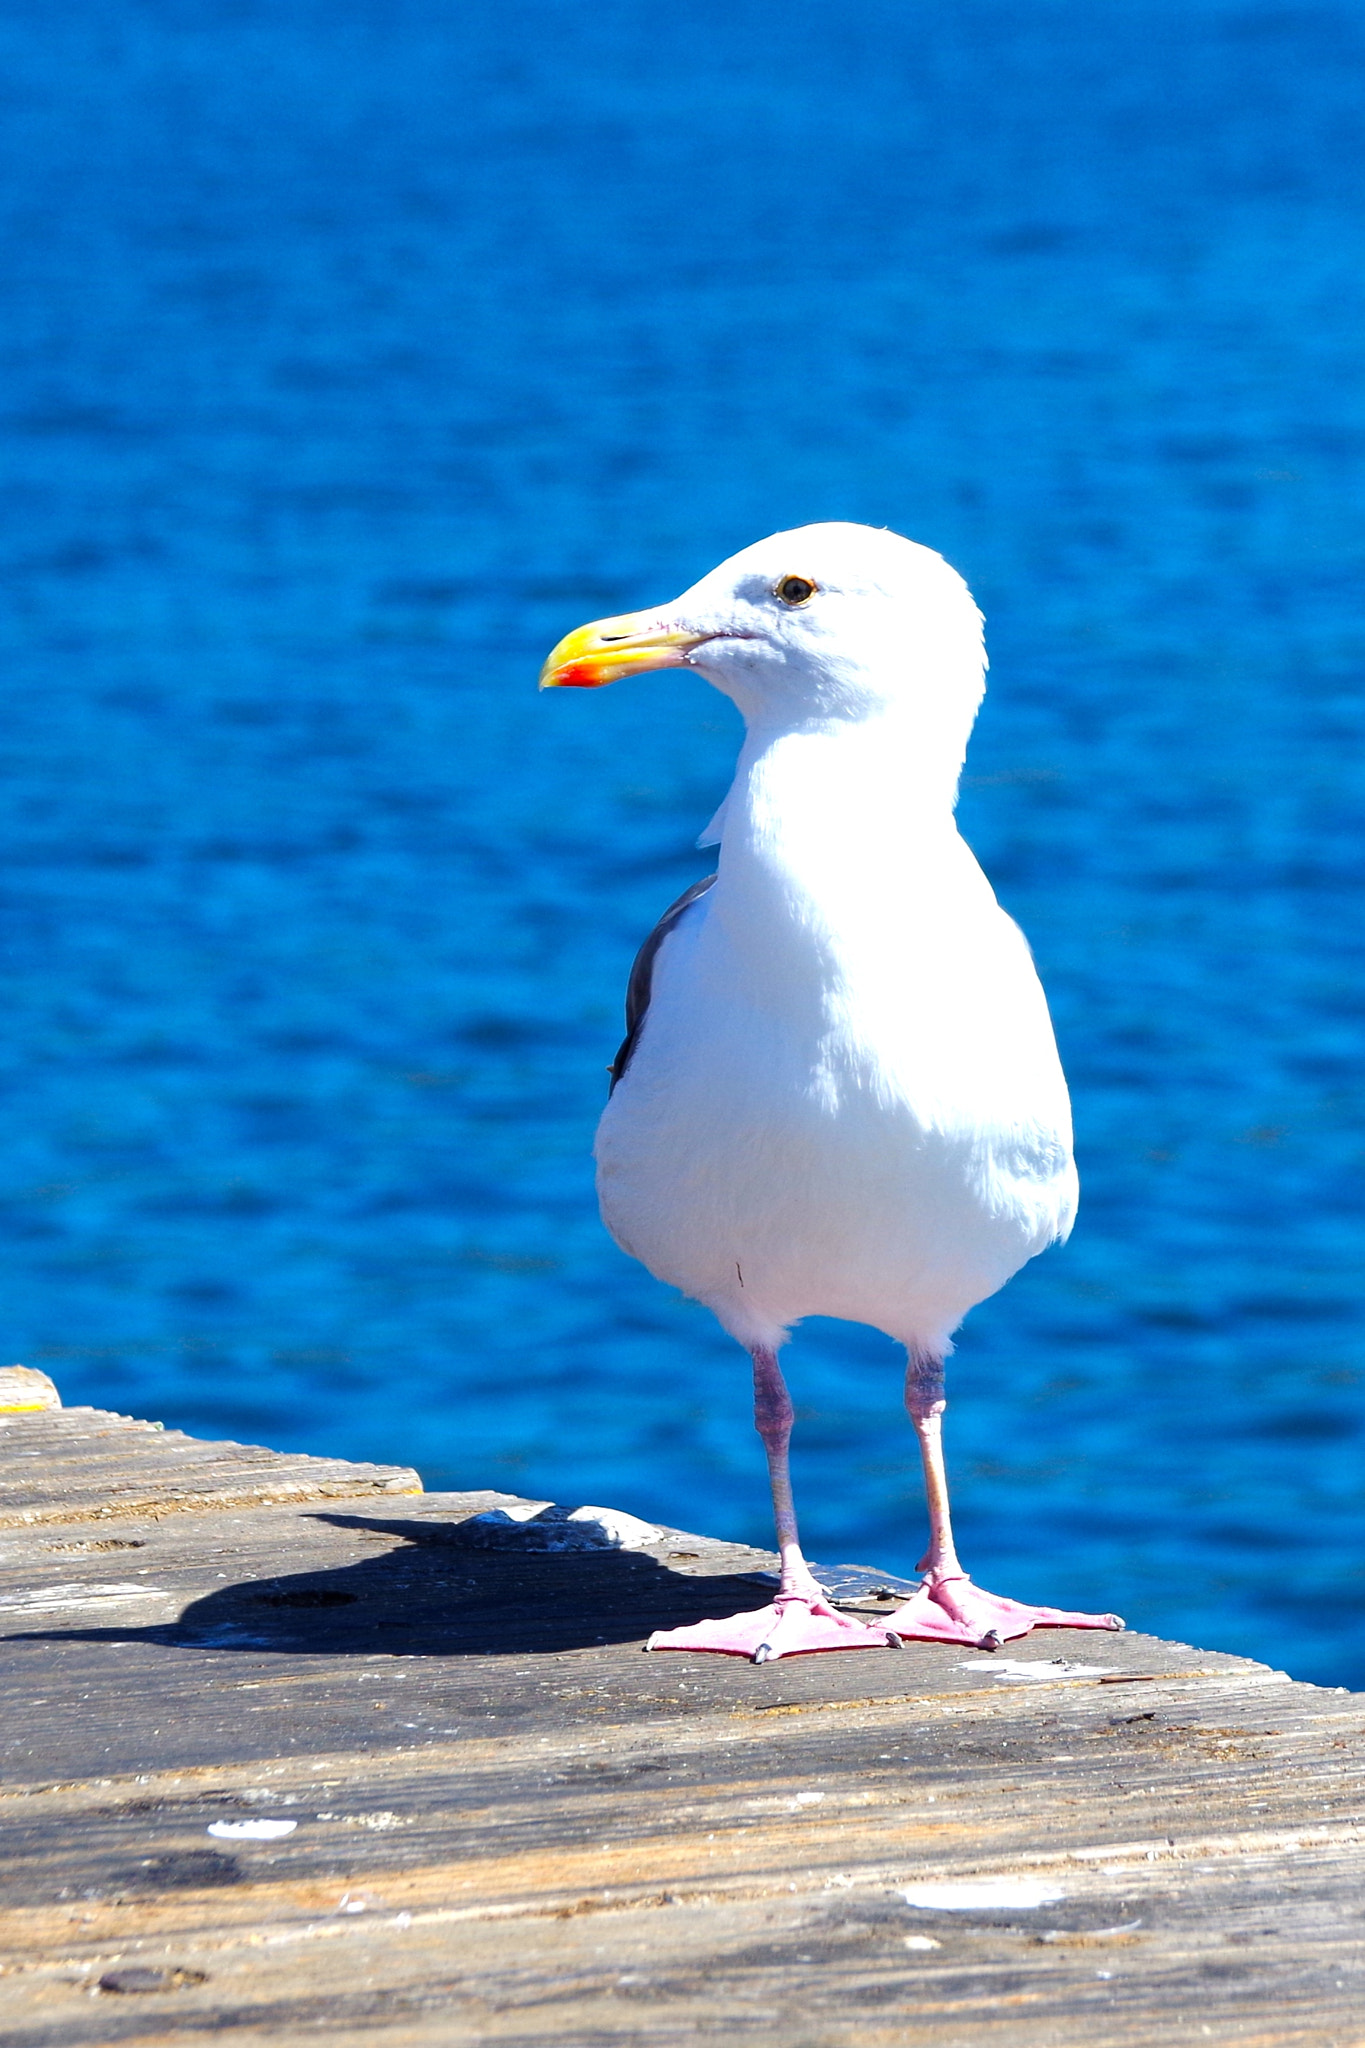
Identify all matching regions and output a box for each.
[540,523,1121,1661]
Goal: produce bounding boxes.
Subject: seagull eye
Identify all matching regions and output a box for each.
[775,575,816,606]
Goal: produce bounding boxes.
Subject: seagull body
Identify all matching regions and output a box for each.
[542,524,1119,1659]
[597,716,1076,1361]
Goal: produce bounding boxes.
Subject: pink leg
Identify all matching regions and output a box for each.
[883,1352,1124,1649]
[647,1347,899,1662]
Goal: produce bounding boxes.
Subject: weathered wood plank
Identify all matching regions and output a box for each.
[0,1406,420,1525]
[1,1405,1361,2045]
[0,1367,61,1413]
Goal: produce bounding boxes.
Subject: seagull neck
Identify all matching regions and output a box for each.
[725,712,965,855]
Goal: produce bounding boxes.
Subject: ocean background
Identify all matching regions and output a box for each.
[1,0,1362,1685]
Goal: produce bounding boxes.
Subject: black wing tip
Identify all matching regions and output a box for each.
[609,872,717,1094]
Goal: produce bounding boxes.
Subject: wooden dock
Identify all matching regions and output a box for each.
[1,1380,1362,2046]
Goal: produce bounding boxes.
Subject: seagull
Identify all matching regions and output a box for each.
[540,523,1121,1662]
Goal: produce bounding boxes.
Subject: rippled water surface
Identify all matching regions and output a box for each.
[1,1,1363,1683]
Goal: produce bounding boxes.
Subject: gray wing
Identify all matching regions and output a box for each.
[609,872,717,1094]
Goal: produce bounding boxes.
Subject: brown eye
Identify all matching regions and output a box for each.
[775,574,816,606]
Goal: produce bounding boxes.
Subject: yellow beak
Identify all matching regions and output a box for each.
[538,609,704,690]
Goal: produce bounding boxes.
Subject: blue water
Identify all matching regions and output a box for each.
[1,0,1362,1684]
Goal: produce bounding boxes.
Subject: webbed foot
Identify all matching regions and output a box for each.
[883,1571,1123,1649]
[647,1590,901,1662]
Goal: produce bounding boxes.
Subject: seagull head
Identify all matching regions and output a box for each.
[540,523,986,752]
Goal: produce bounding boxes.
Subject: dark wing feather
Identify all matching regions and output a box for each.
[609,872,717,1094]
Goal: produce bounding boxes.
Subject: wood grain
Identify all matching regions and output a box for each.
[1,1406,1361,2044]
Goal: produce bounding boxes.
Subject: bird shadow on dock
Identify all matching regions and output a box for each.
[8,1511,780,1659]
